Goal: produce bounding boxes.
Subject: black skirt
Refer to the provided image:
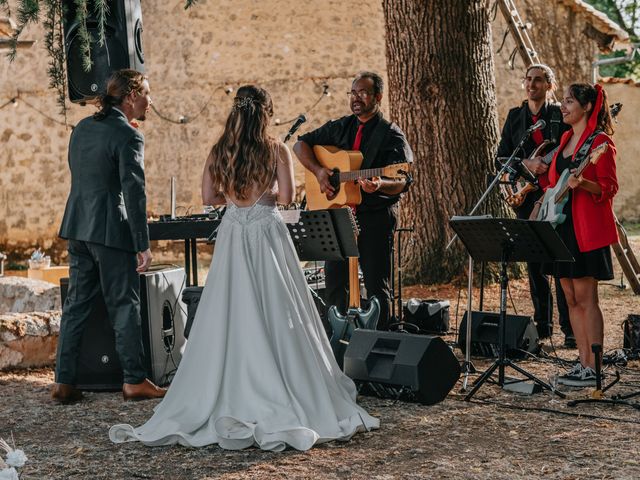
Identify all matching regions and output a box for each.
[545,192,614,280]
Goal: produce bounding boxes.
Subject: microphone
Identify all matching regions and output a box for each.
[284,114,307,142]
[526,118,546,133]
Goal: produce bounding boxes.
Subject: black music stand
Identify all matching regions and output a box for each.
[286,209,358,262]
[449,216,573,400]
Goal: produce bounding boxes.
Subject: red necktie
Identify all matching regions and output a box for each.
[531,114,544,146]
[352,123,364,151]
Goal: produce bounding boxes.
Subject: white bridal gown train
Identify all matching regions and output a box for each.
[109,192,379,451]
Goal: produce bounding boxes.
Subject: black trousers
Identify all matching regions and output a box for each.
[55,240,147,385]
[325,205,397,331]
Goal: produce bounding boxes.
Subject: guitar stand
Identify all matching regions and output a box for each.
[449,217,574,401]
[389,226,418,334]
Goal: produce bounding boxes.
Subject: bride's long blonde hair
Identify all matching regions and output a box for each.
[209,85,277,200]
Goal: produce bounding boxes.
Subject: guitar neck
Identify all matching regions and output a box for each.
[340,167,386,182]
[554,154,591,203]
[542,147,558,165]
[348,257,360,309]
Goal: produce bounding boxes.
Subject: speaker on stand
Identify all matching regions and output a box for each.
[63,0,145,104]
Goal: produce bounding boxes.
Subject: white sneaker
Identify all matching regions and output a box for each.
[558,365,597,387]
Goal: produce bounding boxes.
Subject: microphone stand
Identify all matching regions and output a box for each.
[447,129,533,392]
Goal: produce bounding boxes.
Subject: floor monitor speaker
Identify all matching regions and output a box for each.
[344,330,461,405]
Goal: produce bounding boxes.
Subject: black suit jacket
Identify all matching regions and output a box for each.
[59,108,150,253]
[496,101,571,216]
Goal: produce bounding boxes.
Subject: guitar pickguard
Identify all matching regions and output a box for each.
[536,169,570,227]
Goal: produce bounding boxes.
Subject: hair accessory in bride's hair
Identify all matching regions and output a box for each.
[233,96,255,111]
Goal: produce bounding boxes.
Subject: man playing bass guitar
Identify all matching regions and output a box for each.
[496,64,574,347]
[293,71,414,331]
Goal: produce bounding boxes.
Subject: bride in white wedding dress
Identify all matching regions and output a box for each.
[109,85,379,451]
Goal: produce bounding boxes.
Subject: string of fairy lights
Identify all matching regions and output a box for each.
[0,79,335,130]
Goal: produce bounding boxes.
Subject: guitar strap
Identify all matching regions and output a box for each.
[361,117,393,170]
[549,107,562,145]
[573,130,602,167]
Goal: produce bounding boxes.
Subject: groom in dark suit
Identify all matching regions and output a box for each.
[52,69,166,403]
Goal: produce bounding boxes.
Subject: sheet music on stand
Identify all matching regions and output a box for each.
[285,209,359,261]
[449,215,573,400]
[450,215,574,264]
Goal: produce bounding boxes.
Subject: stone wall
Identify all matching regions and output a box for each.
[599,80,640,222]
[1,0,638,261]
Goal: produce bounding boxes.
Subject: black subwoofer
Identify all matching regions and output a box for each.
[63,0,145,103]
[344,330,461,405]
[60,277,122,390]
[59,266,187,390]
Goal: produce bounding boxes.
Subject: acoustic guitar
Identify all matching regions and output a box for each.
[327,207,380,367]
[532,142,608,227]
[500,103,621,208]
[305,145,410,210]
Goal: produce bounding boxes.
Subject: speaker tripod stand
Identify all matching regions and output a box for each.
[449,217,573,401]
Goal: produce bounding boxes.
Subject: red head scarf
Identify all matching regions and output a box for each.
[572,84,604,155]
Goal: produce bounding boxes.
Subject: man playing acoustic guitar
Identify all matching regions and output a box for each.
[293,71,413,331]
[496,63,574,347]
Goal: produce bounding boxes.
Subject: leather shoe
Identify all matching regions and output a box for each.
[51,383,83,404]
[122,378,167,401]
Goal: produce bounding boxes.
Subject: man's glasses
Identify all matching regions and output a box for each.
[347,89,374,99]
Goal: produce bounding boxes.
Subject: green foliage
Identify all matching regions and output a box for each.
[43,0,67,116]
[585,0,640,80]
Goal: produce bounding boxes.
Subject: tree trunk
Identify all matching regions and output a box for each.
[383,0,509,284]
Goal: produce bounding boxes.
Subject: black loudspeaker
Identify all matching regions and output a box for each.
[59,266,187,390]
[457,311,540,359]
[402,298,450,334]
[139,267,188,386]
[623,314,640,352]
[63,0,145,103]
[344,330,461,405]
[60,277,122,390]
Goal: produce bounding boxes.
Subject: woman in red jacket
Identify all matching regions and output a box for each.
[544,83,618,387]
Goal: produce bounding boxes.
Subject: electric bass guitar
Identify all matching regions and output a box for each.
[327,207,380,368]
[305,145,410,210]
[500,103,621,208]
[532,142,608,227]
[499,139,555,207]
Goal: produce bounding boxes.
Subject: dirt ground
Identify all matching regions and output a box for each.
[2,239,640,479]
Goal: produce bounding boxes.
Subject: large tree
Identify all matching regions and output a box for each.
[382,0,508,284]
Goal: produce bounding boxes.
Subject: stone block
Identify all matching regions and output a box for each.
[0,276,61,314]
[0,310,60,370]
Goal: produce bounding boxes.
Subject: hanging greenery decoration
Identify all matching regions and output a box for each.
[1,0,196,117]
